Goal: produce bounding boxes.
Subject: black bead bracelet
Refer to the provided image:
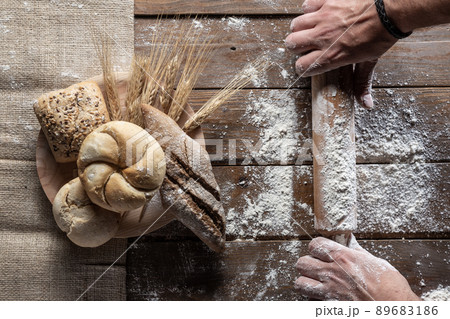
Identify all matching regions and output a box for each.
[374,0,412,39]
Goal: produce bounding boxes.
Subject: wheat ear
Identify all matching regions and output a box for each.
[92,32,122,121]
[183,58,272,132]
[126,54,148,127]
[159,55,179,114]
[168,32,214,122]
[141,20,174,107]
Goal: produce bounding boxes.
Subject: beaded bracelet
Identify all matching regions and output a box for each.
[374,0,412,39]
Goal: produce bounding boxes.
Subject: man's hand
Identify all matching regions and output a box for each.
[294,236,421,301]
[285,0,398,108]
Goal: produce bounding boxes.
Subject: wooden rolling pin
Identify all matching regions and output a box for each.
[312,65,357,247]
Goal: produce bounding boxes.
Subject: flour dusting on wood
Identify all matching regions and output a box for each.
[223,17,251,31]
[226,166,296,238]
[244,90,303,163]
[355,90,445,163]
[421,285,450,301]
[357,163,448,234]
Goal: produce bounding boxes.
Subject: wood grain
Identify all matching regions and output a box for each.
[135,18,450,89]
[145,164,450,240]
[127,239,450,300]
[187,88,448,165]
[3,160,447,240]
[128,5,450,302]
[5,88,449,164]
[135,0,304,15]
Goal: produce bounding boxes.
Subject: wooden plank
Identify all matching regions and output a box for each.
[189,88,448,165]
[135,18,450,88]
[2,160,447,240]
[4,87,448,164]
[148,163,450,240]
[127,239,450,300]
[135,0,304,16]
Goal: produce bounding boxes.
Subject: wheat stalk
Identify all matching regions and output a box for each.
[141,20,174,108]
[92,32,122,121]
[159,55,179,113]
[183,57,272,132]
[125,54,148,127]
[168,32,214,122]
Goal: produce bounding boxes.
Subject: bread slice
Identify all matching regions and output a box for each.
[33,81,110,163]
[141,104,226,252]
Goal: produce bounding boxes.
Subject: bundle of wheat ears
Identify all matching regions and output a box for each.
[93,18,271,132]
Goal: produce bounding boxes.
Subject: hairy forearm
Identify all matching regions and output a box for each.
[385,0,450,32]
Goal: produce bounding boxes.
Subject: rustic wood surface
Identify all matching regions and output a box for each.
[141,164,450,240]
[127,239,450,300]
[129,3,450,300]
[135,18,450,88]
[3,88,449,164]
[190,88,449,165]
[134,0,305,16]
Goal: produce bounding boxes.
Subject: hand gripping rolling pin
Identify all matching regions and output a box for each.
[312,65,357,247]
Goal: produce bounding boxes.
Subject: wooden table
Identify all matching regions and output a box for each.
[127,1,449,300]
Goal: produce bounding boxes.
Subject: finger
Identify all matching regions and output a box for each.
[308,237,348,262]
[294,276,327,300]
[302,0,326,14]
[285,30,319,54]
[354,59,378,109]
[347,234,365,251]
[295,50,335,76]
[290,13,318,32]
[295,255,329,280]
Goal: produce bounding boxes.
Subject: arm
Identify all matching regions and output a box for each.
[386,0,450,32]
[285,0,450,108]
[294,237,421,301]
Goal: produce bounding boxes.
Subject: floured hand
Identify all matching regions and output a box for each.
[294,236,421,301]
[285,0,397,109]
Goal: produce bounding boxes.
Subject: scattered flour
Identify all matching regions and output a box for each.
[71,2,84,9]
[226,166,296,238]
[282,240,303,255]
[243,64,269,87]
[193,19,204,29]
[243,90,303,164]
[357,163,448,234]
[356,91,433,163]
[258,0,277,8]
[223,17,250,31]
[1,65,11,71]
[421,285,450,301]
[280,69,289,80]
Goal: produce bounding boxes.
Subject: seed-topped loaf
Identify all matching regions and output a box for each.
[33,81,110,163]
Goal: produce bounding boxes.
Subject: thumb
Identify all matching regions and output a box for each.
[354,60,378,109]
[347,234,365,252]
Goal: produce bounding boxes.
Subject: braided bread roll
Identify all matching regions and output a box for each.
[78,121,166,213]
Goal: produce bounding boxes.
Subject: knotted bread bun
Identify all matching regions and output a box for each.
[78,121,166,213]
[53,177,121,247]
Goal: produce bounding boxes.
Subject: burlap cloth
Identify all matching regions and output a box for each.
[0,0,133,300]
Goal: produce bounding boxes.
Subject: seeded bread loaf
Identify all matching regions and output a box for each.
[33,81,110,163]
